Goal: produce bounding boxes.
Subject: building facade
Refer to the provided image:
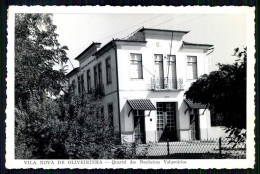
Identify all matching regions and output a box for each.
[67,28,226,143]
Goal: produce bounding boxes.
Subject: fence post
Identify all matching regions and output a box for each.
[167,139,170,156]
[219,137,222,157]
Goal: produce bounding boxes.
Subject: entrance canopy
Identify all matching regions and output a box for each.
[127,99,156,117]
[184,99,207,109]
[184,99,208,114]
[127,99,156,110]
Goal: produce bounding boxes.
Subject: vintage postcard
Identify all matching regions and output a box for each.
[6,6,255,169]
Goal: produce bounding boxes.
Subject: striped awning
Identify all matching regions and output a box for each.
[184,99,207,109]
[127,99,156,110]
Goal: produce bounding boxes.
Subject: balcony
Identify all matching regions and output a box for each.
[94,84,105,96]
[87,84,105,96]
[150,77,184,91]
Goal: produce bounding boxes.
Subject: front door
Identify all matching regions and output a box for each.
[156,102,177,142]
[134,110,145,144]
[190,109,200,140]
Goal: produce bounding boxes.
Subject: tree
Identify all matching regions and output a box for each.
[15,14,69,107]
[14,14,147,159]
[15,92,141,159]
[185,47,247,143]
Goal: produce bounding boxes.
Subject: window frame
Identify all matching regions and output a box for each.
[80,74,84,94]
[93,65,98,88]
[106,57,112,85]
[86,69,91,93]
[77,76,81,94]
[186,55,198,80]
[129,53,143,79]
[98,62,103,85]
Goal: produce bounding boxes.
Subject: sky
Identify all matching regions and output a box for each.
[52,13,247,73]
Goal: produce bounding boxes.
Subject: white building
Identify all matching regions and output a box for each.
[67,28,225,143]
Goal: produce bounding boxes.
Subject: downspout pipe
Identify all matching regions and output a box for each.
[111,39,122,143]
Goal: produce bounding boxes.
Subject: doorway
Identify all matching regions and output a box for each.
[156,102,177,142]
[190,109,200,140]
[134,110,146,144]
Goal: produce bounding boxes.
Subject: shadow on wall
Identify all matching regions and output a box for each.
[121,101,133,133]
[158,126,178,142]
[146,91,182,99]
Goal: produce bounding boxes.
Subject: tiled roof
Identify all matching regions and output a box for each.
[184,99,208,109]
[183,41,213,47]
[127,99,156,110]
[126,31,146,42]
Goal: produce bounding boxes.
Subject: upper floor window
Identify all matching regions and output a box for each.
[106,58,112,84]
[154,54,163,79]
[98,63,102,85]
[81,74,84,93]
[94,66,98,87]
[86,70,91,93]
[187,56,198,80]
[130,53,143,79]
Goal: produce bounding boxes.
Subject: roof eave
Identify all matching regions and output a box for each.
[182,41,214,48]
[66,67,79,77]
[93,40,147,57]
[75,42,102,60]
[139,28,190,34]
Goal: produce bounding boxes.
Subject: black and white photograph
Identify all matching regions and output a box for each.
[6,6,255,169]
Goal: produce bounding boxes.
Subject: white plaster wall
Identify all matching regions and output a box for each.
[70,34,213,143]
[116,37,211,143]
[178,100,190,141]
[198,110,229,140]
[71,47,120,132]
[206,111,229,140]
[208,127,229,139]
[199,109,209,140]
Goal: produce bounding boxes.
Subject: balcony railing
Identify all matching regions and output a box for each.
[150,77,184,90]
[94,84,105,96]
[86,84,105,96]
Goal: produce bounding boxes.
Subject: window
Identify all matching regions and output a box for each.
[167,55,177,89]
[78,76,81,94]
[156,103,164,131]
[98,63,102,85]
[130,53,143,79]
[81,74,84,93]
[94,66,98,87]
[106,58,112,84]
[86,70,91,93]
[187,56,198,80]
[107,103,113,127]
[154,54,164,79]
[70,79,76,92]
[77,75,84,94]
